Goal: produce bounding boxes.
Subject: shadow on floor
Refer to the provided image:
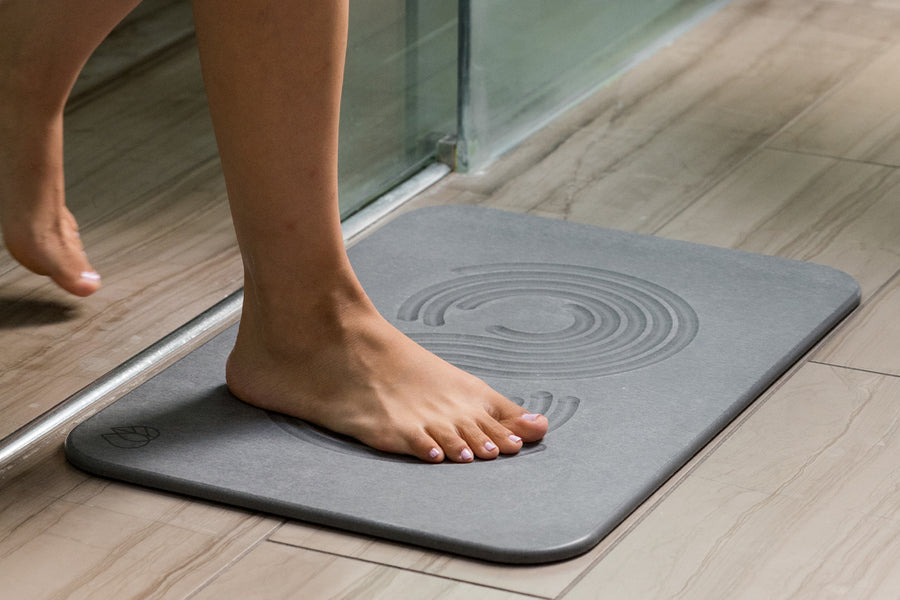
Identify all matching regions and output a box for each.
[0,296,80,329]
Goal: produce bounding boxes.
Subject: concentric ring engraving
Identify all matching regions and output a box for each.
[399,263,699,379]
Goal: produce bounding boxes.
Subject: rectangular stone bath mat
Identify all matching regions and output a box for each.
[65,206,860,564]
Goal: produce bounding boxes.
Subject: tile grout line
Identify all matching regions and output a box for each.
[808,361,900,381]
[755,36,898,154]
[809,265,900,366]
[182,518,286,600]
[763,145,900,170]
[652,38,895,238]
[263,538,552,600]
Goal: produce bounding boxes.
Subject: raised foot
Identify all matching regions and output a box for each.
[2,205,101,297]
[0,105,101,297]
[225,302,549,463]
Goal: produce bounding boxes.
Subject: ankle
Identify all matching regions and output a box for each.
[239,268,378,349]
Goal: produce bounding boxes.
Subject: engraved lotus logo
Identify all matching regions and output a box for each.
[102,426,160,449]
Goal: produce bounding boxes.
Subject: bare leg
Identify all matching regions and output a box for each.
[0,0,140,296]
[192,0,548,462]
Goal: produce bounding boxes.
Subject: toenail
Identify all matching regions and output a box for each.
[428,448,440,459]
[509,434,522,443]
[80,271,101,282]
[520,413,540,422]
[460,448,473,461]
[484,441,497,452]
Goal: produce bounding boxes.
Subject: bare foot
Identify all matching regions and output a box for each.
[0,32,101,297]
[226,285,549,463]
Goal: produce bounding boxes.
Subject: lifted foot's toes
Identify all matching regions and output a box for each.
[56,269,101,297]
[3,213,101,297]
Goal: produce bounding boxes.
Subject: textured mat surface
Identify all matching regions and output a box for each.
[66,206,860,563]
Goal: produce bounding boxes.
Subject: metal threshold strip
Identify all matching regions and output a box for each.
[0,162,450,470]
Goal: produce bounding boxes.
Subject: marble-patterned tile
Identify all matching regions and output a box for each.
[690,364,900,521]
[0,490,277,600]
[564,363,900,599]
[1,452,89,559]
[456,1,886,234]
[770,42,900,166]
[60,476,270,538]
[562,475,900,600]
[816,272,900,376]
[61,515,278,600]
[805,0,900,41]
[270,520,600,598]
[0,448,280,600]
[657,148,900,298]
[823,0,900,11]
[191,541,532,600]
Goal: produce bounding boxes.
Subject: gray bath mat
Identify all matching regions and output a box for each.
[65,206,859,563]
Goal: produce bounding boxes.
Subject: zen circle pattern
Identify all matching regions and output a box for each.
[398,262,699,380]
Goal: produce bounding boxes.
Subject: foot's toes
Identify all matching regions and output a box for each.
[403,429,446,463]
[356,424,446,463]
[4,213,101,297]
[476,416,523,455]
[461,424,501,460]
[37,245,100,297]
[49,213,101,297]
[428,425,475,463]
[52,263,101,298]
[493,400,549,443]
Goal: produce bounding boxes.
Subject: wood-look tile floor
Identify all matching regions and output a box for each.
[2,0,899,597]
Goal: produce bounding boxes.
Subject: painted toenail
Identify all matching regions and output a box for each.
[80,271,101,282]
[520,413,540,422]
[485,441,497,452]
[428,448,440,459]
[509,434,522,443]
[460,448,473,461]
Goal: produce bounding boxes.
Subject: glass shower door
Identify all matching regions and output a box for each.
[457,0,727,172]
[338,0,458,217]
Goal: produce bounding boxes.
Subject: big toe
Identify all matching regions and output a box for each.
[495,401,548,443]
